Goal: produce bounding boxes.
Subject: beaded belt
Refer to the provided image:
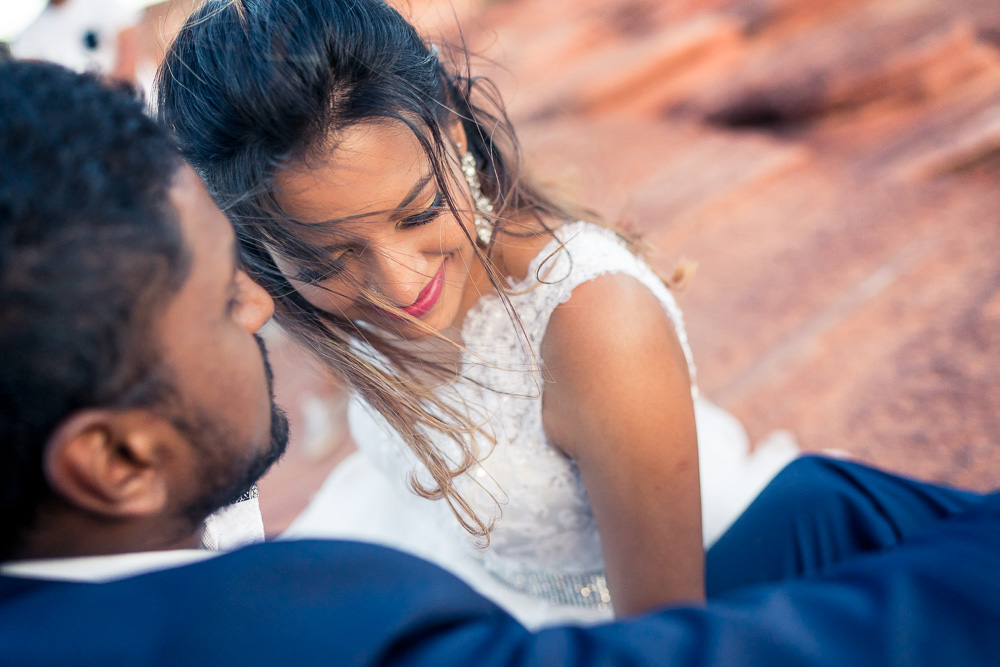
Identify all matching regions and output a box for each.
[488,563,612,610]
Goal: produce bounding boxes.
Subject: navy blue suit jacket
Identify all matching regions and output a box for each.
[2,491,999,665]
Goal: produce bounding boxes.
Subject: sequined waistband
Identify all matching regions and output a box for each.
[487,562,612,610]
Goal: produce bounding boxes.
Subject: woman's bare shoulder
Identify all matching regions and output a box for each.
[540,273,691,450]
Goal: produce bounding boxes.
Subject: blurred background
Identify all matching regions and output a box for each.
[1,0,192,94]
[4,0,999,534]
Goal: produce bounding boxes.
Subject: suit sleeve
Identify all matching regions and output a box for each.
[395,494,1000,666]
[1,497,998,666]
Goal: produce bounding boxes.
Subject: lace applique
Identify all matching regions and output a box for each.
[349,221,698,604]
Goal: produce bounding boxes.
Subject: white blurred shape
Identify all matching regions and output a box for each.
[1,0,47,43]
[1,0,160,43]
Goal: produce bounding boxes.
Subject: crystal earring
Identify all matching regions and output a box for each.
[461,151,494,245]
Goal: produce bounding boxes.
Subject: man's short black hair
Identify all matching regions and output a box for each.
[0,60,189,556]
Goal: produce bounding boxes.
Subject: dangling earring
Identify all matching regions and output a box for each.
[461,151,494,245]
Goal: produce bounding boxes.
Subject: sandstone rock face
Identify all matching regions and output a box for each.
[409,0,1000,491]
[144,0,1000,528]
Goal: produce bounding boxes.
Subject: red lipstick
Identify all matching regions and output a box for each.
[401,264,445,319]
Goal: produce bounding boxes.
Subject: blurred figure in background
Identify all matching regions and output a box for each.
[10,0,141,84]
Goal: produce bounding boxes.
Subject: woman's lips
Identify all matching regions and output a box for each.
[400,264,445,319]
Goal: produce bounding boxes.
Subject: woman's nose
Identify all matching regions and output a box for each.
[367,238,437,307]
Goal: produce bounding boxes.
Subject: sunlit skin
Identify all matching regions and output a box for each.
[273,120,705,614]
[273,121,496,342]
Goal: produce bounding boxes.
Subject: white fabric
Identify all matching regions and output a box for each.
[201,488,266,551]
[10,0,140,75]
[0,549,215,583]
[287,221,798,628]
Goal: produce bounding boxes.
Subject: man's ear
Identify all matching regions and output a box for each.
[43,410,173,519]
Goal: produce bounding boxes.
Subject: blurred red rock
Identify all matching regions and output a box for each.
[405,0,1000,492]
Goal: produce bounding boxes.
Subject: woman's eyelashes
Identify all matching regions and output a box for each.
[399,191,444,228]
[292,192,443,284]
[296,266,326,283]
[296,253,350,283]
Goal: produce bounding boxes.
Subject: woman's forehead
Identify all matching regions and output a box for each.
[273,120,434,224]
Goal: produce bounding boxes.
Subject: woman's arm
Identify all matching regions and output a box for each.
[541,272,704,616]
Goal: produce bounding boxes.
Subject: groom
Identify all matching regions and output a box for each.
[1,60,999,665]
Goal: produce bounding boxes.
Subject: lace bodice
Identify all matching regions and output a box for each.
[348,221,697,608]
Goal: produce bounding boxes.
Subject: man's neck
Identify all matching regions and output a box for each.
[13,508,203,562]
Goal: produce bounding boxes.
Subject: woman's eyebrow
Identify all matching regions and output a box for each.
[394,173,434,212]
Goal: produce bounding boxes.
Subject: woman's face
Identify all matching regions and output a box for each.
[272,121,480,339]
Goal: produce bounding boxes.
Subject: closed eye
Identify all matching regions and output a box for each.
[295,249,351,283]
[296,267,326,283]
[399,191,444,228]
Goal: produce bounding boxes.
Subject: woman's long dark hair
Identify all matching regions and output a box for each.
[155,0,589,541]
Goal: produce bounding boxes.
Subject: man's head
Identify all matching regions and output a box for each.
[0,60,288,560]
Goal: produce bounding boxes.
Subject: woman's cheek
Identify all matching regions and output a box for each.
[301,282,357,317]
[443,212,477,248]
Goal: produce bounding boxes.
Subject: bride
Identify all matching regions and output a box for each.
[157,0,797,627]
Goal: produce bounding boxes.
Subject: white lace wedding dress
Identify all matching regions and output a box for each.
[285,221,798,628]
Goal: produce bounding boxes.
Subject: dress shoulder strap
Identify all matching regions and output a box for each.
[511,221,698,392]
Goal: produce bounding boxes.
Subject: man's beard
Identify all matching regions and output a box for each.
[171,335,290,526]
